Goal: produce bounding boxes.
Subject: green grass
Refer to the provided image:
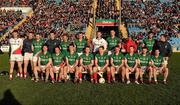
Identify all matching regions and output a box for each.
[0,53,180,105]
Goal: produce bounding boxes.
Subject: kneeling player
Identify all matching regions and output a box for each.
[137,47,152,84]
[79,46,94,83]
[125,46,138,84]
[151,49,169,84]
[93,46,110,83]
[110,46,125,83]
[51,46,65,83]
[64,44,79,83]
[34,44,52,82]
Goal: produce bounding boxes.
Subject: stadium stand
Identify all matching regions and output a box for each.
[0,9,23,37]
[0,0,179,51]
[121,0,179,51]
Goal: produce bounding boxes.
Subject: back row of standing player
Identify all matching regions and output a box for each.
[9,30,172,84]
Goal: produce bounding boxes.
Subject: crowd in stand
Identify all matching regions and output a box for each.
[96,0,119,19]
[0,0,30,7]
[0,9,23,36]
[16,0,92,38]
[122,0,179,38]
[0,0,179,46]
[0,0,93,45]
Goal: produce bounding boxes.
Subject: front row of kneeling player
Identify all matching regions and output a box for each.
[34,44,169,84]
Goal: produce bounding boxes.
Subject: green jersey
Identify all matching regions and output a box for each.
[74,39,87,53]
[143,39,155,52]
[151,56,163,67]
[138,54,150,66]
[39,52,51,65]
[95,53,109,67]
[32,39,44,55]
[60,41,70,54]
[80,53,94,65]
[66,52,79,66]
[125,53,138,67]
[52,53,64,66]
[106,36,119,50]
[111,53,124,66]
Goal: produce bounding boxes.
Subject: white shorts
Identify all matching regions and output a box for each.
[140,66,148,74]
[156,67,163,74]
[97,66,101,71]
[53,66,60,73]
[67,65,74,73]
[24,53,33,61]
[40,65,46,73]
[81,65,91,73]
[10,54,23,62]
[33,56,38,62]
[114,66,121,74]
[141,66,147,72]
[163,57,169,65]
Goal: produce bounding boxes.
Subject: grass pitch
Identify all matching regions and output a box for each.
[0,53,180,105]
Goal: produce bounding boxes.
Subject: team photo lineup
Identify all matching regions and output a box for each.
[9,29,171,84]
[0,0,180,104]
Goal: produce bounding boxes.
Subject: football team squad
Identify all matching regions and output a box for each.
[8,29,172,84]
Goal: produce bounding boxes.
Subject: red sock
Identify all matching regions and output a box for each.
[107,72,111,82]
[78,73,82,79]
[90,75,93,79]
[51,78,54,81]
[93,72,97,80]
[58,77,61,81]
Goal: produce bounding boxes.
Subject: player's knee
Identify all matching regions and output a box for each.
[93,67,97,73]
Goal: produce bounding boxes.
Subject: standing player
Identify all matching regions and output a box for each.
[125,46,138,84]
[110,46,125,83]
[79,46,94,83]
[60,34,70,54]
[106,30,119,55]
[34,44,52,82]
[151,49,169,84]
[93,46,110,83]
[46,31,60,53]
[143,32,155,54]
[64,44,79,83]
[50,46,65,83]
[23,32,33,79]
[137,47,152,84]
[74,32,87,56]
[32,33,44,80]
[9,30,23,80]
[92,31,107,53]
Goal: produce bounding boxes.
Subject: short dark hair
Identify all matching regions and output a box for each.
[148,32,154,35]
[12,30,18,33]
[69,43,75,47]
[115,45,120,48]
[62,33,68,37]
[42,44,48,51]
[129,46,134,48]
[160,34,167,38]
[142,46,148,49]
[50,30,56,34]
[99,46,104,49]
